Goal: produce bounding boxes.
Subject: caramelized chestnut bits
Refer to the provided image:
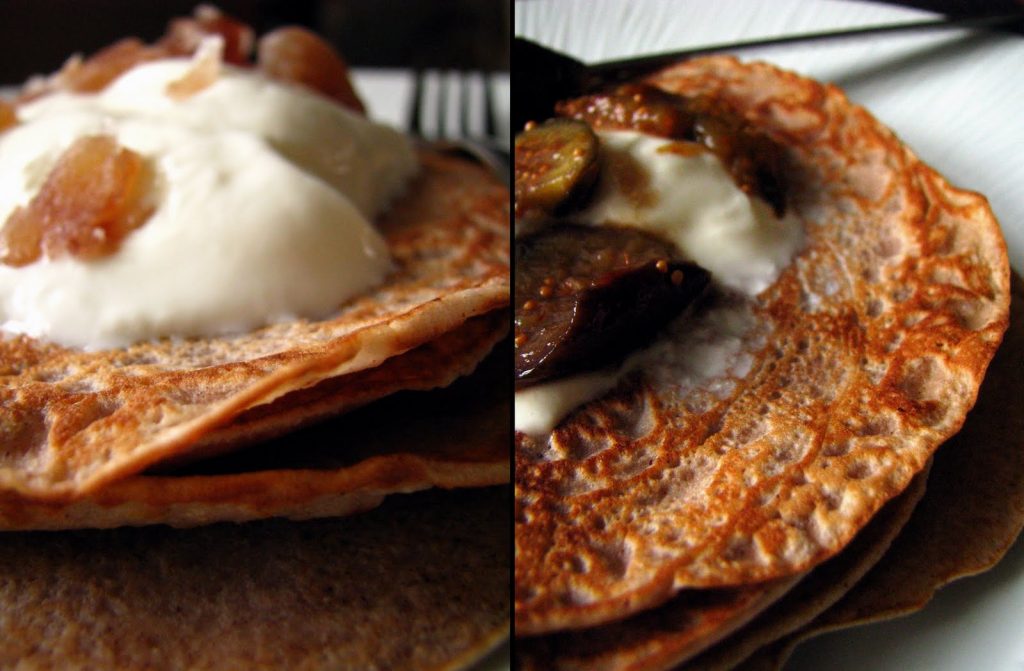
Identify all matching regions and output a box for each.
[0,136,154,267]
[514,84,788,387]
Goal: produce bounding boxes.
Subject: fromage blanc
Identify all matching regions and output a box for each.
[0,54,417,349]
[514,130,802,434]
[580,130,802,296]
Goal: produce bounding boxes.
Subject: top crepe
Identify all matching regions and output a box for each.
[514,56,1010,633]
[0,151,509,500]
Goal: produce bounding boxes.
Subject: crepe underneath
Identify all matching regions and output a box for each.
[0,312,509,530]
[0,151,509,500]
[517,276,1024,671]
[736,272,1024,671]
[516,463,927,671]
[0,485,509,671]
[518,282,1024,670]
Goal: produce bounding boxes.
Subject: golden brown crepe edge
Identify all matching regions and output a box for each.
[739,271,1024,670]
[0,152,511,500]
[514,54,1010,633]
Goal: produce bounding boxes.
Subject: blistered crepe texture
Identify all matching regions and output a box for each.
[0,485,510,671]
[528,275,1024,671]
[0,314,509,530]
[683,463,929,671]
[515,56,1010,633]
[0,151,509,500]
[170,309,509,465]
[515,465,927,671]
[739,272,1024,671]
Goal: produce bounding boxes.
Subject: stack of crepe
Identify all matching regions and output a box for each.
[0,17,511,668]
[514,57,1019,670]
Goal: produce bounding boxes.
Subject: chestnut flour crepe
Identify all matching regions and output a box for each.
[0,151,509,501]
[738,272,1024,671]
[0,485,510,671]
[0,312,509,530]
[515,56,1010,633]
[516,464,928,671]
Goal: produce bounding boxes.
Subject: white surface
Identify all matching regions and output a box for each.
[516,1,1024,669]
[354,67,511,143]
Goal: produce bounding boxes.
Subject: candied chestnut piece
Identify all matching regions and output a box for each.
[515,118,600,220]
[257,27,366,114]
[0,135,154,267]
[0,100,16,132]
[515,225,709,387]
[52,38,167,95]
[160,5,255,65]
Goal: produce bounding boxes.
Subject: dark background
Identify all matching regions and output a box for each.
[0,0,1018,86]
[0,0,512,85]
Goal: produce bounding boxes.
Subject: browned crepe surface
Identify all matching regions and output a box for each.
[0,485,510,671]
[738,271,1024,671]
[517,578,800,671]
[683,462,929,671]
[173,309,509,465]
[0,324,510,530]
[0,151,509,501]
[520,275,1024,671]
[515,463,928,671]
[515,56,1010,633]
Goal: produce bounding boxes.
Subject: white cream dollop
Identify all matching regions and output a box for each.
[580,130,802,296]
[515,129,802,435]
[0,57,417,349]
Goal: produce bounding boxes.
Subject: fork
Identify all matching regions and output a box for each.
[408,69,510,183]
[513,9,1024,130]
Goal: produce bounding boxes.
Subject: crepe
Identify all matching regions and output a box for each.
[0,314,509,530]
[515,56,1010,634]
[0,150,509,501]
[170,309,509,465]
[0,484,510,670]
[515,463,928,671]
[531,273,1024,671]
[736,271,1024,670]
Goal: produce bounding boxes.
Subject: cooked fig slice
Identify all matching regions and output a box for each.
[515,225,709,387]
[557,84,787,215]
[556,83,697,138]
[515,118,599,220]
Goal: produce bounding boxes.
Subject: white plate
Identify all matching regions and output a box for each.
[353,68,511,141]
[515,1,1024,669]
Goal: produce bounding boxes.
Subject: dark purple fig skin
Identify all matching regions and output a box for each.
[515,225,710,388]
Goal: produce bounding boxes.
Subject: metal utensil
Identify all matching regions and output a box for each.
[408,69,510,183]
[513,10,1024,131]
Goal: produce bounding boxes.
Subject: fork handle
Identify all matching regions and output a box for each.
[587,10,1024,85]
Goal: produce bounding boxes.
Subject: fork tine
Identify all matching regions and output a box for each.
[482,72,497,140]
[408,68,425,136]
[437,71,449,140]
[460,72,473,140]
